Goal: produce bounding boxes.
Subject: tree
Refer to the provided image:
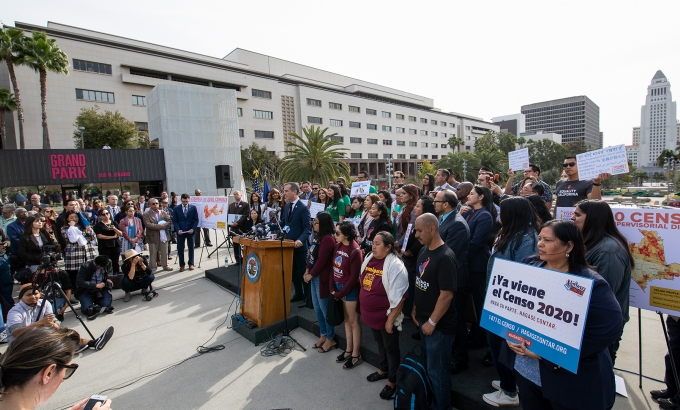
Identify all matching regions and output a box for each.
[436,152,480,182]
[474,131,517,155]
[447,136,464,153]
[0,88,17,149]
[0,27,27,149]
[652,172,665,186]
[72,105,138,148]
[418,159,437,180]
[517,136,527,148]
[657,149,679,168]
[564,139,589,157]
[241,142,283,184]
[631,169,649,186]
[279,125,349,185]
[474,149,506,176]
[20,31,69,149]
[526,139,569,175]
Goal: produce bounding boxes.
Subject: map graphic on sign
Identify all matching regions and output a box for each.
[203,204,225,219]
[629,230,680,291]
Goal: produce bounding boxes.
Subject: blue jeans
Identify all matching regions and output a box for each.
[54,298,66,313]
[488,332,517,395]
[177,233,195,267]
[421,329,454,410]
[121,274,155,293]
[78,289,112,314]
[0,256,14,311]
[310,276,334,339]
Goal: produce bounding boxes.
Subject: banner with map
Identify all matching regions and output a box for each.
[189,196,229,230]
[613,208,680,315]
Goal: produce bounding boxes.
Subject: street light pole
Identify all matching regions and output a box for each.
[78,126,85,149]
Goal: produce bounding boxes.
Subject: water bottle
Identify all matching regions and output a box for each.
[224,257,229,266]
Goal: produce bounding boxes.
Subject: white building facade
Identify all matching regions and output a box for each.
[638,70,678,167]
[2,21,498,178]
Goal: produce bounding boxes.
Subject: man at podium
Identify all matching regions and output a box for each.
[281,183,312,306]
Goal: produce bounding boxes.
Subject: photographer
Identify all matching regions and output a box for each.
[75,256,114,321]
[0,326,113,410]
[121,249,157,302]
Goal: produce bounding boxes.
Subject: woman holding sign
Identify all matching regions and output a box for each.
[501,220,622,410]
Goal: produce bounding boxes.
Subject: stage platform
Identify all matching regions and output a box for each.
[206,264,499,410]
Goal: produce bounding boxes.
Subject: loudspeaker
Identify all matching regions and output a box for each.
[215,165,232,189]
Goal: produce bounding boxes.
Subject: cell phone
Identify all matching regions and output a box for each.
[82,395,107,410]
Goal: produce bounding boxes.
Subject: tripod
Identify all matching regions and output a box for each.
[275,231,305,352]
[35,266,96,340]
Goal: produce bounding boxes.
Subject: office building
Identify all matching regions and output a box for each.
[626,145,639,168]
[491,113,525,136]
[521,96,601,149]
[637,70,677,167]
[519,130,562,144]
[632,127,640,145]
[1,21,498,179]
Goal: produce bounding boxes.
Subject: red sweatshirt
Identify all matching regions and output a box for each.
[331,241,363,299]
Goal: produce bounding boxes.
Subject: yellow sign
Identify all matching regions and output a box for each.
[650,286,680,311]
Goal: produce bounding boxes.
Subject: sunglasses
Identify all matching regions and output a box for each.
[312,188,319,190]
[62,363,79,379]
[562,162,577,168]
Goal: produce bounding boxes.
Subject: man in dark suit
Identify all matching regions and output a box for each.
[434,190,472,374]
[280,182,312,305]
[193,189,212,248]
[228,190,250,265]
[172,193,199,272]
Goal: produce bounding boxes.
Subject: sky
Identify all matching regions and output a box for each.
[4,0,679,148]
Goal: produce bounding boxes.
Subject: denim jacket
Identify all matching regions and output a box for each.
[486,230,538,283]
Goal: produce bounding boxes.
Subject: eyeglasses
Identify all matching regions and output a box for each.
[150,202,158,205]
[523,170,533,174]
[61,363,79,380]
[562,162,577,168]
[312,188,319,191]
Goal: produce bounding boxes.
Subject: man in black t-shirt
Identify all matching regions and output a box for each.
[554,156,610,218]
[412,213,458,410]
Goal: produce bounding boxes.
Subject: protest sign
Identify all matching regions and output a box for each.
[351,180,372,197]
[613,208,680,315]
[555,207,575,221]
[508,148,530,171]
[576,144,629,180]
[401,224,413,254]
[189,196,229,229]
[309,202,326,218]
[481,258,593,373]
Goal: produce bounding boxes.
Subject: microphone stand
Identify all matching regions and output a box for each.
[275,214,305,352]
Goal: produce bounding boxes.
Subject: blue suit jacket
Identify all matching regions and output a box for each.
[439,209,469,287]
[280,199,312,247]
[7,220,25,256]
[172,204,199,234]
[465,208,493,273]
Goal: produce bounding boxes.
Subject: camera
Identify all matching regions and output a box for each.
[41,245,62,268]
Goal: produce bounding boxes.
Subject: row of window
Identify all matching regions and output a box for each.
[350,153,441,160]
[73,59,112,75]
[307,116,452,137]
[238,129,274,139]
[75,88,150,107]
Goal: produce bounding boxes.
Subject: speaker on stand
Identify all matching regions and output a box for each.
[215,165,232,189]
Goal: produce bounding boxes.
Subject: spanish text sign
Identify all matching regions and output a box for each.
[480,258,593,374]
[576,144,629,180]
[189,196,229,230]
[508,148,530,171]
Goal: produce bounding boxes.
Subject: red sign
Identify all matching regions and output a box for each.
[50,154,87,180]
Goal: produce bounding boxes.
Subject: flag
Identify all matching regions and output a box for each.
[239,175,246,195]
[263,179,270,202]
[253,170,262,195]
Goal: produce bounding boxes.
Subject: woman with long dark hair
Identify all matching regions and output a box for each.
[61,210,97,291]
[338,182,352,214]
[500,220,622,410]
[572,199,633,364]
[249,192,265,219]
[234,209,263,235]
[360,201,392,256]
[316,188,329,208]
[303,211,337,353]
[482,196,538,407]
[119,205,144,257]
[326,185,346,223]
[346,196,365,219]
[421,173,435,197]
[358,194,380,240]
[395,185,419,248]
[93,208,123,274]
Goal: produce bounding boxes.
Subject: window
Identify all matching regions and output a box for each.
[420,118,427,124]
[409,141,417,147]
[441,121,447,127]
[442,146,448,150]
[239,129,244,138]
[132,95,146,106]
[72,59,111,75]
[396,114,404,120]
[450,123,455,128]
[252,89,272,99]
[442,133,447,138]
[397,141,405,146]
[421,142,428,147]
[396,127,405,133]
[366,109,377,115]
[368,138,378,144]
[254,110,273,119]
[349,105,360,113]
[383,154,393,159]
[431,120,437,125]
[351,153,362,159]
[382,111,391,118]
[350,137,362,143]
[308,116,323,124]
[421,154,428,159]
[409,116,416,122]
[330,119,343,126]
[135,122,148,132]
[368,153,378,159]
[409,129,417,135]
[329,102,342,110]
[432,155,439,160]
[465,126,470,130]
[76,89,115,103]
[349,121,361,128]
[410,154,417,159]
[367,124,377,130]
[432,132,438,137]
[466,146,471,150]
[237,107,243,117]
[382,125,392,132]
[432,143,438,148]
[307,98,321,106]
[330,135,344,142]
[420,130,428,136]
[383,139,392,145]
[397,154,406,159]
[255,130,274,139]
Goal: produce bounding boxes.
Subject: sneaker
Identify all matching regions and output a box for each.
[86,305,102,321]
[124,292,132,302]
[104,306,114,314]
[94,326,114,350]
[492,380,519,393]
[482,390,520,407]
[163,266,173,271]
[75,343,89,353]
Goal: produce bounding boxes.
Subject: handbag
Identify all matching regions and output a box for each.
[325,296,344,326]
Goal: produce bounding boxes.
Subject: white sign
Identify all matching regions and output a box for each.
[351,180,372,197]
[308,202,326,218]
[508,148,530,171]
[227,214,240,225]
[189,196,229,230]
[481,258,593,373]
[576,144,629,181]
[401,224,413,254]
[555,207,575,221]
[613,208,680,315]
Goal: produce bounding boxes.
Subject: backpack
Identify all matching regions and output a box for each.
[394,346,432,410]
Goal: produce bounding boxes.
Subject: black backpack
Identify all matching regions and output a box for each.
[394,346,432,410]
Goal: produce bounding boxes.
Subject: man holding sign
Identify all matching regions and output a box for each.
[554,156,610,219]
[483,220,622,410]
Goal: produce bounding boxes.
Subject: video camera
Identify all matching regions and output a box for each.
[40,245,62,268]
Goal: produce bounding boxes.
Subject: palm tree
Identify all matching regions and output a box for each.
[447,136,464,153]
[652,172,665,186]
[19,31,69,149]
[658,149,678,168]
[474,149,505,175]
[517,136,526,148]
[279,125,350,185]
[0,88,17,149]
[0,27,27,148]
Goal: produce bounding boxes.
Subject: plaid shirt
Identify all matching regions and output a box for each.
[61,226,98,270]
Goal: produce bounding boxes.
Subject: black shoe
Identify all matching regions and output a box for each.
[451,361,469,374]
[411,332,421,340]
[290,295,304,303]
[94,326,114,350]
[104,306,114,314]
[206,243,213,247]
[658,398,680,410]
[482,350,494,367]
[297,302,308,309]
[70,297,80,306]
[55,313,65,322]
[652,389,674,401]
[379,384,396,400]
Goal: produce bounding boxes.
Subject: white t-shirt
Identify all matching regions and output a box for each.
[6,300,54,343]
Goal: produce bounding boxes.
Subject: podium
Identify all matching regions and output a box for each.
[233,237,296,327]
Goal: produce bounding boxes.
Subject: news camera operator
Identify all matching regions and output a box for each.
[75,256,114,321]
[0,326,113,410]
[121,249,157,303]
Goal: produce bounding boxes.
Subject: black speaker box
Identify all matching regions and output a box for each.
[215,165,232,188]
